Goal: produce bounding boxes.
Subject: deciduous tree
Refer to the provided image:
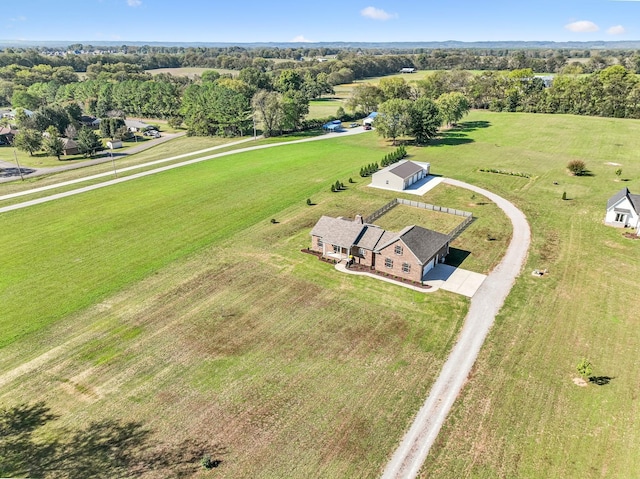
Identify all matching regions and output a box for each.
[13,128,42,156]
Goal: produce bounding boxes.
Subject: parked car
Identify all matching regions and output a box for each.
[349,123,359,128]
[363,124,372,130]
[143,129,161,138]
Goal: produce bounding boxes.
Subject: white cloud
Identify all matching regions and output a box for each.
[360,6,398,21]
[607,25,626,34]
[291,35,313,43]
[564,20,599,32]
[127,0,142,6]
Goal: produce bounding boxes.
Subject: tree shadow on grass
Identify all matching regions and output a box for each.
[455,120,491,132]
[429,133,474,147]
[0,402,227,478]
[589,376,614,386]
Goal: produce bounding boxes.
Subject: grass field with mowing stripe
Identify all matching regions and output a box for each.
[0,131,476,477]
[4,109,640,477]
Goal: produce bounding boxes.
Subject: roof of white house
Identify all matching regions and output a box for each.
[607,188,640,213]
[125,119,150,129]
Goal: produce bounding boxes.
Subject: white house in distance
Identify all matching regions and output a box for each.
[371,160,430,191]
[605,188,640,234]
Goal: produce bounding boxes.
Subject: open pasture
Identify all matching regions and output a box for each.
[3,110,640,477]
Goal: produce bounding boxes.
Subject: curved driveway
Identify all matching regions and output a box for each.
[382,178,531,479]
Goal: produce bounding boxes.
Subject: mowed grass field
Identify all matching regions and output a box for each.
[0,132,471,477]
[417,112,640,478]
[3,110,640,477]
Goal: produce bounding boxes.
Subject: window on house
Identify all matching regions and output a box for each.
[359,248,366,257]
[385,258,393,268]
[333,245,340,253]
[615,213,626,222]
[395,245,403,255]
[317,238,323,247]
[402,263,411,273]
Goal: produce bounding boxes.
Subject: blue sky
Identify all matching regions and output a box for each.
[4,0,640,43]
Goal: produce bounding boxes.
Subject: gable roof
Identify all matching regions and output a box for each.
[608,188,640,213]
[61,138,78,148]
[354,225,387,250]
[400,225,451,264]
[310,216,366,249]
[389,160,425,180]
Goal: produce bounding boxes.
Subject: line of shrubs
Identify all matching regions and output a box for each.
[360,163,379,177]
[479,168,531,178]
[359,146,408,178]
[381,146,407,167]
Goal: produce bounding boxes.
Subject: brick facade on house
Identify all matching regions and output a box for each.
[310,215,450,283]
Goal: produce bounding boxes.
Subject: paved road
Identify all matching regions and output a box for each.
[382,178,531,479]
[0,132,186,184]
[0,127,368,213]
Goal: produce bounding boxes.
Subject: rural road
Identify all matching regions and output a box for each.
[0,127,367,213]
[0,131,186,184]
[382,178,531,479]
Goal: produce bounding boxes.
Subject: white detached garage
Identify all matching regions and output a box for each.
[370,160,430,191]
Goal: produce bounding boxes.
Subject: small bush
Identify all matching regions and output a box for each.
[562,191,567,200]
[306,198,312,205]
[270,218,277,224]
[348,177,354,183]
[331,184,335,192]
[567,159,587,176]
[479,168,531,178]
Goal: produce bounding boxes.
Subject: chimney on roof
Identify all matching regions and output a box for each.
[354,214,363,224]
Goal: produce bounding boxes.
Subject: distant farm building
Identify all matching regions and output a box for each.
[106,140,123,149]
[371,160,430,191]
[310,214,450,283]
[605,188,640,234]
[400,67,417,73]
[0,127,18,145]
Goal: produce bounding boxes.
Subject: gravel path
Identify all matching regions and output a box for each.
[381,178,531,479]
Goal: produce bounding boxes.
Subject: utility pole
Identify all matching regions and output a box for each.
[110,150,117,178]
[13,150,24,181]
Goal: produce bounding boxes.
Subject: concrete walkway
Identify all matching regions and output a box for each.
[335,262,486,298]
[382,178,531,479]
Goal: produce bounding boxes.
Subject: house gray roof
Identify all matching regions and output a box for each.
[389,160,425,180]
[125,119,150,129]
[354,225,387,250]
[310,216,366,249]
[398,225,450,264]
[608,188,640,213]
[61,138,78,148]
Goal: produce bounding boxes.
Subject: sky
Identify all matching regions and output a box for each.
[4,0,640,43]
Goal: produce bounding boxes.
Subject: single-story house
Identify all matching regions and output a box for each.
[363,111,378,126]
[310,214,450,283]
[370,160,430,191]
[125,119,155,132]
[605,187,640,234]
[61,138,79,155]
[106,140,123,149]
[400,67,417,73]
[0,126,18,145]
[79,115,101,128]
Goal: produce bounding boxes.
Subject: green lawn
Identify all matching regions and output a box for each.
[307,98,344,119]
[414,111,640,478]
[0,131,474,477]
[3,110,640,478]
